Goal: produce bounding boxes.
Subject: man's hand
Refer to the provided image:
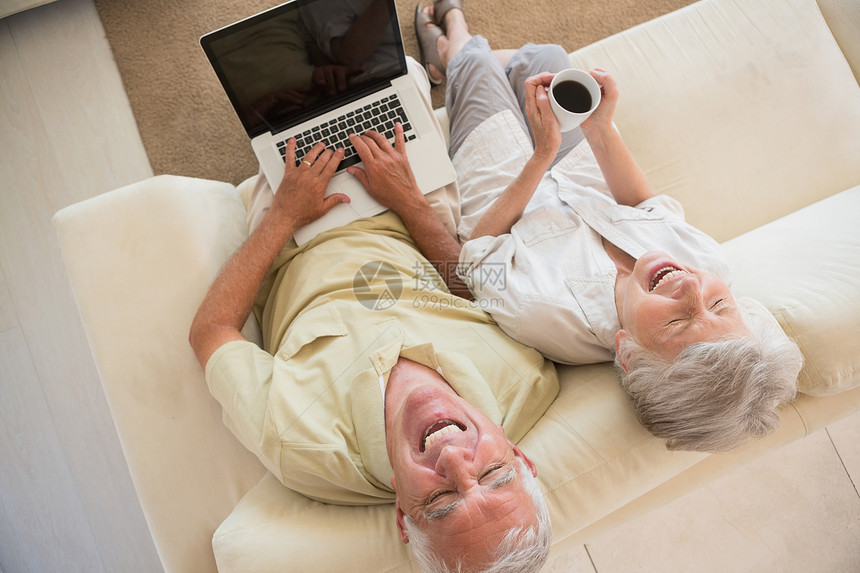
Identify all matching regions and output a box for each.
[346,124,424,211]
[347,124,471,299]
[274,140,349,231]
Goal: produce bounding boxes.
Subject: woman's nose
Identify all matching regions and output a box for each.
[673,274,703,303]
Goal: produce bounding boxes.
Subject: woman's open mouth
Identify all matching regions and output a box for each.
[649,265,687,291]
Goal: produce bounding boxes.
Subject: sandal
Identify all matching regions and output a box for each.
[415,4,446,86]
[433,0,464,30]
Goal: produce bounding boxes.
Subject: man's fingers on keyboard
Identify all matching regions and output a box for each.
[284,138,298,167]
[304,142,327,164]
[364,130,391,149]
[321,148,345,178]
[348,132,372,159]
[394,123,406,149]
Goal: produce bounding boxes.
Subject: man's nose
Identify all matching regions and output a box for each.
[435,445,474,478]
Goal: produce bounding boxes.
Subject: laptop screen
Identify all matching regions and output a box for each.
[201,0,406,138]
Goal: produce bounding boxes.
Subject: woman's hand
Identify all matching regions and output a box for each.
[524,72,562,164]
[580,68,619,135]
[273,140,349,230]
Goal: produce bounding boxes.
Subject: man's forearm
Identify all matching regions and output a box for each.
[393,198,472,299]
[345,127,471,297]
[189,217,296,368]
[189,143,345,368]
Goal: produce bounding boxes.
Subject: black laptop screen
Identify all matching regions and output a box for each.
[201,0,405,138]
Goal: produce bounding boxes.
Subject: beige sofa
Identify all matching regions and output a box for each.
[53,0,860,571]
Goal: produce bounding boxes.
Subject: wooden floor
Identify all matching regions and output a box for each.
[0,0,858,571]
[0,0,159,570]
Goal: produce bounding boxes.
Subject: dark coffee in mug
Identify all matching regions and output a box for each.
[553,80,593,113]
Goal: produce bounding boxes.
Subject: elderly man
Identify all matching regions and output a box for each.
[189,126,557,570]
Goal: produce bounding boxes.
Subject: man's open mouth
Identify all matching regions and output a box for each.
[649,265,687,291]
[420,420,465,452]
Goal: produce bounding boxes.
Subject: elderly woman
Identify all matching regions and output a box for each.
[349,1,803,454]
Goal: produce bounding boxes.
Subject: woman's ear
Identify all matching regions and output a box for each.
[615,329,629,373]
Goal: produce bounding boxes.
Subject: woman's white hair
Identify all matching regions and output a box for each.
[402,458,552,573]
[615,299,803,452]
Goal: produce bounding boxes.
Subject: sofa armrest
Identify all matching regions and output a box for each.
[722,185,860,396]
[53,175,267,573]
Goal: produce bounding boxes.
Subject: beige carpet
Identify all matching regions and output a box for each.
[95,0,695,186]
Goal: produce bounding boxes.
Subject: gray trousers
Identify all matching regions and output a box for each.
[445,36,585,164]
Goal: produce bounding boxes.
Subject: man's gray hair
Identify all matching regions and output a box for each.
[403,458,552,573]
[616,300,803,452]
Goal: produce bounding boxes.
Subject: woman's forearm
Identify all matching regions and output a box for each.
[583,123,654,207]
[469,153,554,238]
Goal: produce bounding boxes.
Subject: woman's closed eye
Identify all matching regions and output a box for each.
[667,298,727,327]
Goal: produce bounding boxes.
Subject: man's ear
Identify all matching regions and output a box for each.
[510,442,537,477]
[391,477,410,544]
[394,502,410,544]
[615,329,629,373]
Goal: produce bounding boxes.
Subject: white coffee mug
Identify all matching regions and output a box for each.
[548,68,601,132]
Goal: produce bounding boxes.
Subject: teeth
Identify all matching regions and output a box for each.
[649,266,687,291]
[423,422,463,451]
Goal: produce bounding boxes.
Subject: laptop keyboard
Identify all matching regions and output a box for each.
[277,94,417,171]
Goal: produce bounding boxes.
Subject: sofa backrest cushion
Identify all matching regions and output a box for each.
[569,0,860,243]
[722,186,860,397]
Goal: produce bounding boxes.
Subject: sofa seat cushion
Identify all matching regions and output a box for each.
[213,359,713,572]
[722,186,860,396]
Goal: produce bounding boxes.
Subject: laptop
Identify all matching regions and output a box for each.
[200,0,457,244]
